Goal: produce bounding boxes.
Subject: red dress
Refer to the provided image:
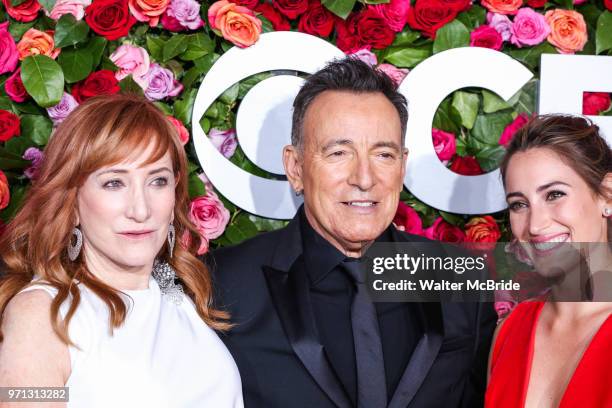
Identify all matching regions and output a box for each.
[486,301,612,408]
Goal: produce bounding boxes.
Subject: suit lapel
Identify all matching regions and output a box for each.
[263,216,352,408]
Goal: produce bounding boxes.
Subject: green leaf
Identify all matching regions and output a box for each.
[38,0,56,11]
[4,133,33,156]
[439,210,465,226]
[475,145,506,172]
[147,35,166,62]
[219,83,239,105]
[193,53,220,73]
[508,79,537,116]
[0,185,27,222]
[9,0,27,7]
[579,4,602,31]
[0,93,13,111]
[384,45,432,68]
[433,97,461,134]
[482,90,511,114]
[248,214,287,232]
[85,37,107,69]
[54,14,89,48]
[20,115,52,145]
[258,15,274,33]
[471,112,514,146]
[390,30,420,47]
[163,34,190,62]
[180,33,215,61]
[456,5,486,31]
[321,0,357,19]
[174,88,197,125]
[507,42,557,70]
[58,48,93,83]
[21,55,64,108]
[188,172,206,198]
[182,66,203,90]
[0,156,29,169]
[451,91,479,129]
[8,22,35,42]
[118,75,144,96]
[433,20,470,54]
[238,73,270,99]
[596,11,612,55]
[361,0,389,4]
[12,100,43,115]
[225,213,259,244]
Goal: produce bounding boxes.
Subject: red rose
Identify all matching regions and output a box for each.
[424,217,466,243]
[0,110,21,142]
[583,92,611,116]
[527,0,545,7]
[407,0,460,39]
[499,113,529,147]
[470,25,503,50]
[71,70,120,103]
[272,0,308,20]
[229,0,258,8]
[255,2,290,30]
[450,155,484,175]
[298,0,335,37]
[393,201,424,235]
[161,13,187,31]
[5,69,29,103]
[465,215,501,251]
[336,9,395,53]
[438,0,470,12]
[85,0,137,41]
[606,0,612,10]
[0,170,9,210]
[2,0,41,22]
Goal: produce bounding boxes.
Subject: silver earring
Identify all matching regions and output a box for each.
[67,227,82,261]
[152,259,184,305]
[167,224,176,259]
[605,208,611,217]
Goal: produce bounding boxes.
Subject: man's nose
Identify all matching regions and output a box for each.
[125,185,151,222]
[347,155,375,191]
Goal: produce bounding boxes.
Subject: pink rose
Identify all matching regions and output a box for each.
[0,22,18,75]
[189,191,231,241]
[486,12,512,41]
[499,113,529,147]
[494,300,517,320]
[109,44,150,88]
[209,128,238,159]
[432,128,456,162]
[510,7,550,47]
[470,25,503,50]
[5,68,29,103]
[349,48,378,66]
[376,63,409,87]
[369,0,410,32]
[393,201,423,235]
[424,217,466,243]
[48,0,91,20]
[165,0,204,30]
[128,0,170,26]
[167,115,190,145]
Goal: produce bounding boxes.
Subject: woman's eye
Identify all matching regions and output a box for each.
[546,190,566,201]
[103,179,123,189]
[508,201,527,211]
[152,177,168,186]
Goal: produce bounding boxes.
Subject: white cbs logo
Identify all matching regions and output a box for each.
[191,32,612,220]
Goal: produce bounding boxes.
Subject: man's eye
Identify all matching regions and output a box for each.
[379,152,395,159]
[329,151,346,157]
[546,190,566,201]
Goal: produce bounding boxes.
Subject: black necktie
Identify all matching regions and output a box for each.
[341,258,387,408]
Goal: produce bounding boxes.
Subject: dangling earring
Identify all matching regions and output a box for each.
[67,227,83,261]
[152,259,184,305]
[167,223,176,259]
[604,208,611,217]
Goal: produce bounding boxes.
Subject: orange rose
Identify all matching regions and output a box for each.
[545,9,587,54]
[465,215,501,251]
[128,0,169,27]
[0,170,10,210]
[208,0,262,48]
[16,28,60,60]
[480,0,521,15]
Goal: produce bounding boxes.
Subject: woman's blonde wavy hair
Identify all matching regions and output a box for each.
[0,93,230,345]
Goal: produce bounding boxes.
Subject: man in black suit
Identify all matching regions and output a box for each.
[209,58,497,408]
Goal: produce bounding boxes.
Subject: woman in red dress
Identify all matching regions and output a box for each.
[486,115,612,408]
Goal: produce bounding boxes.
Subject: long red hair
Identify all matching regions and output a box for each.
[0,94,230,345]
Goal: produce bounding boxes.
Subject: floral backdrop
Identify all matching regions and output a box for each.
[1,0,611,301]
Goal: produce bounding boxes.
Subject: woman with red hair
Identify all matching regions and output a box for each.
[0,94,243,407]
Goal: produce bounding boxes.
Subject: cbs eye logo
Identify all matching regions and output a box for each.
[192,32,540,219]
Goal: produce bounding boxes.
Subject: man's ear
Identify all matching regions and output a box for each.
[400,147,409,191]
[283,145,304,193]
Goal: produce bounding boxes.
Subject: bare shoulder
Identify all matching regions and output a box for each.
[0,289,70,387]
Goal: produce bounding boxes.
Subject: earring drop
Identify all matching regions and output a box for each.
[604,208,611,217]
[67,227,83,261]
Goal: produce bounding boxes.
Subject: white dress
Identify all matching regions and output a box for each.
[19,276,244,408]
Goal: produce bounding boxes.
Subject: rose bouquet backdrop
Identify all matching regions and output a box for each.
[1,0,612,259]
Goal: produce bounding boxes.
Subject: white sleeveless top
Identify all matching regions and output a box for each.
[20,277,244,408]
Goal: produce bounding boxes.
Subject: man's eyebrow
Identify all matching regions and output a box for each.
[321,139,352,153]
[96,167,173,176]
[372,141,401,151]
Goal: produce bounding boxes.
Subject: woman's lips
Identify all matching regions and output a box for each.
[119,231,154,240]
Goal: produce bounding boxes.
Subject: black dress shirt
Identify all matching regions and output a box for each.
[299,210,421,405]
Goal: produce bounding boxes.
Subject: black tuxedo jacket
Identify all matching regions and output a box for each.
[209,215,496,408]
